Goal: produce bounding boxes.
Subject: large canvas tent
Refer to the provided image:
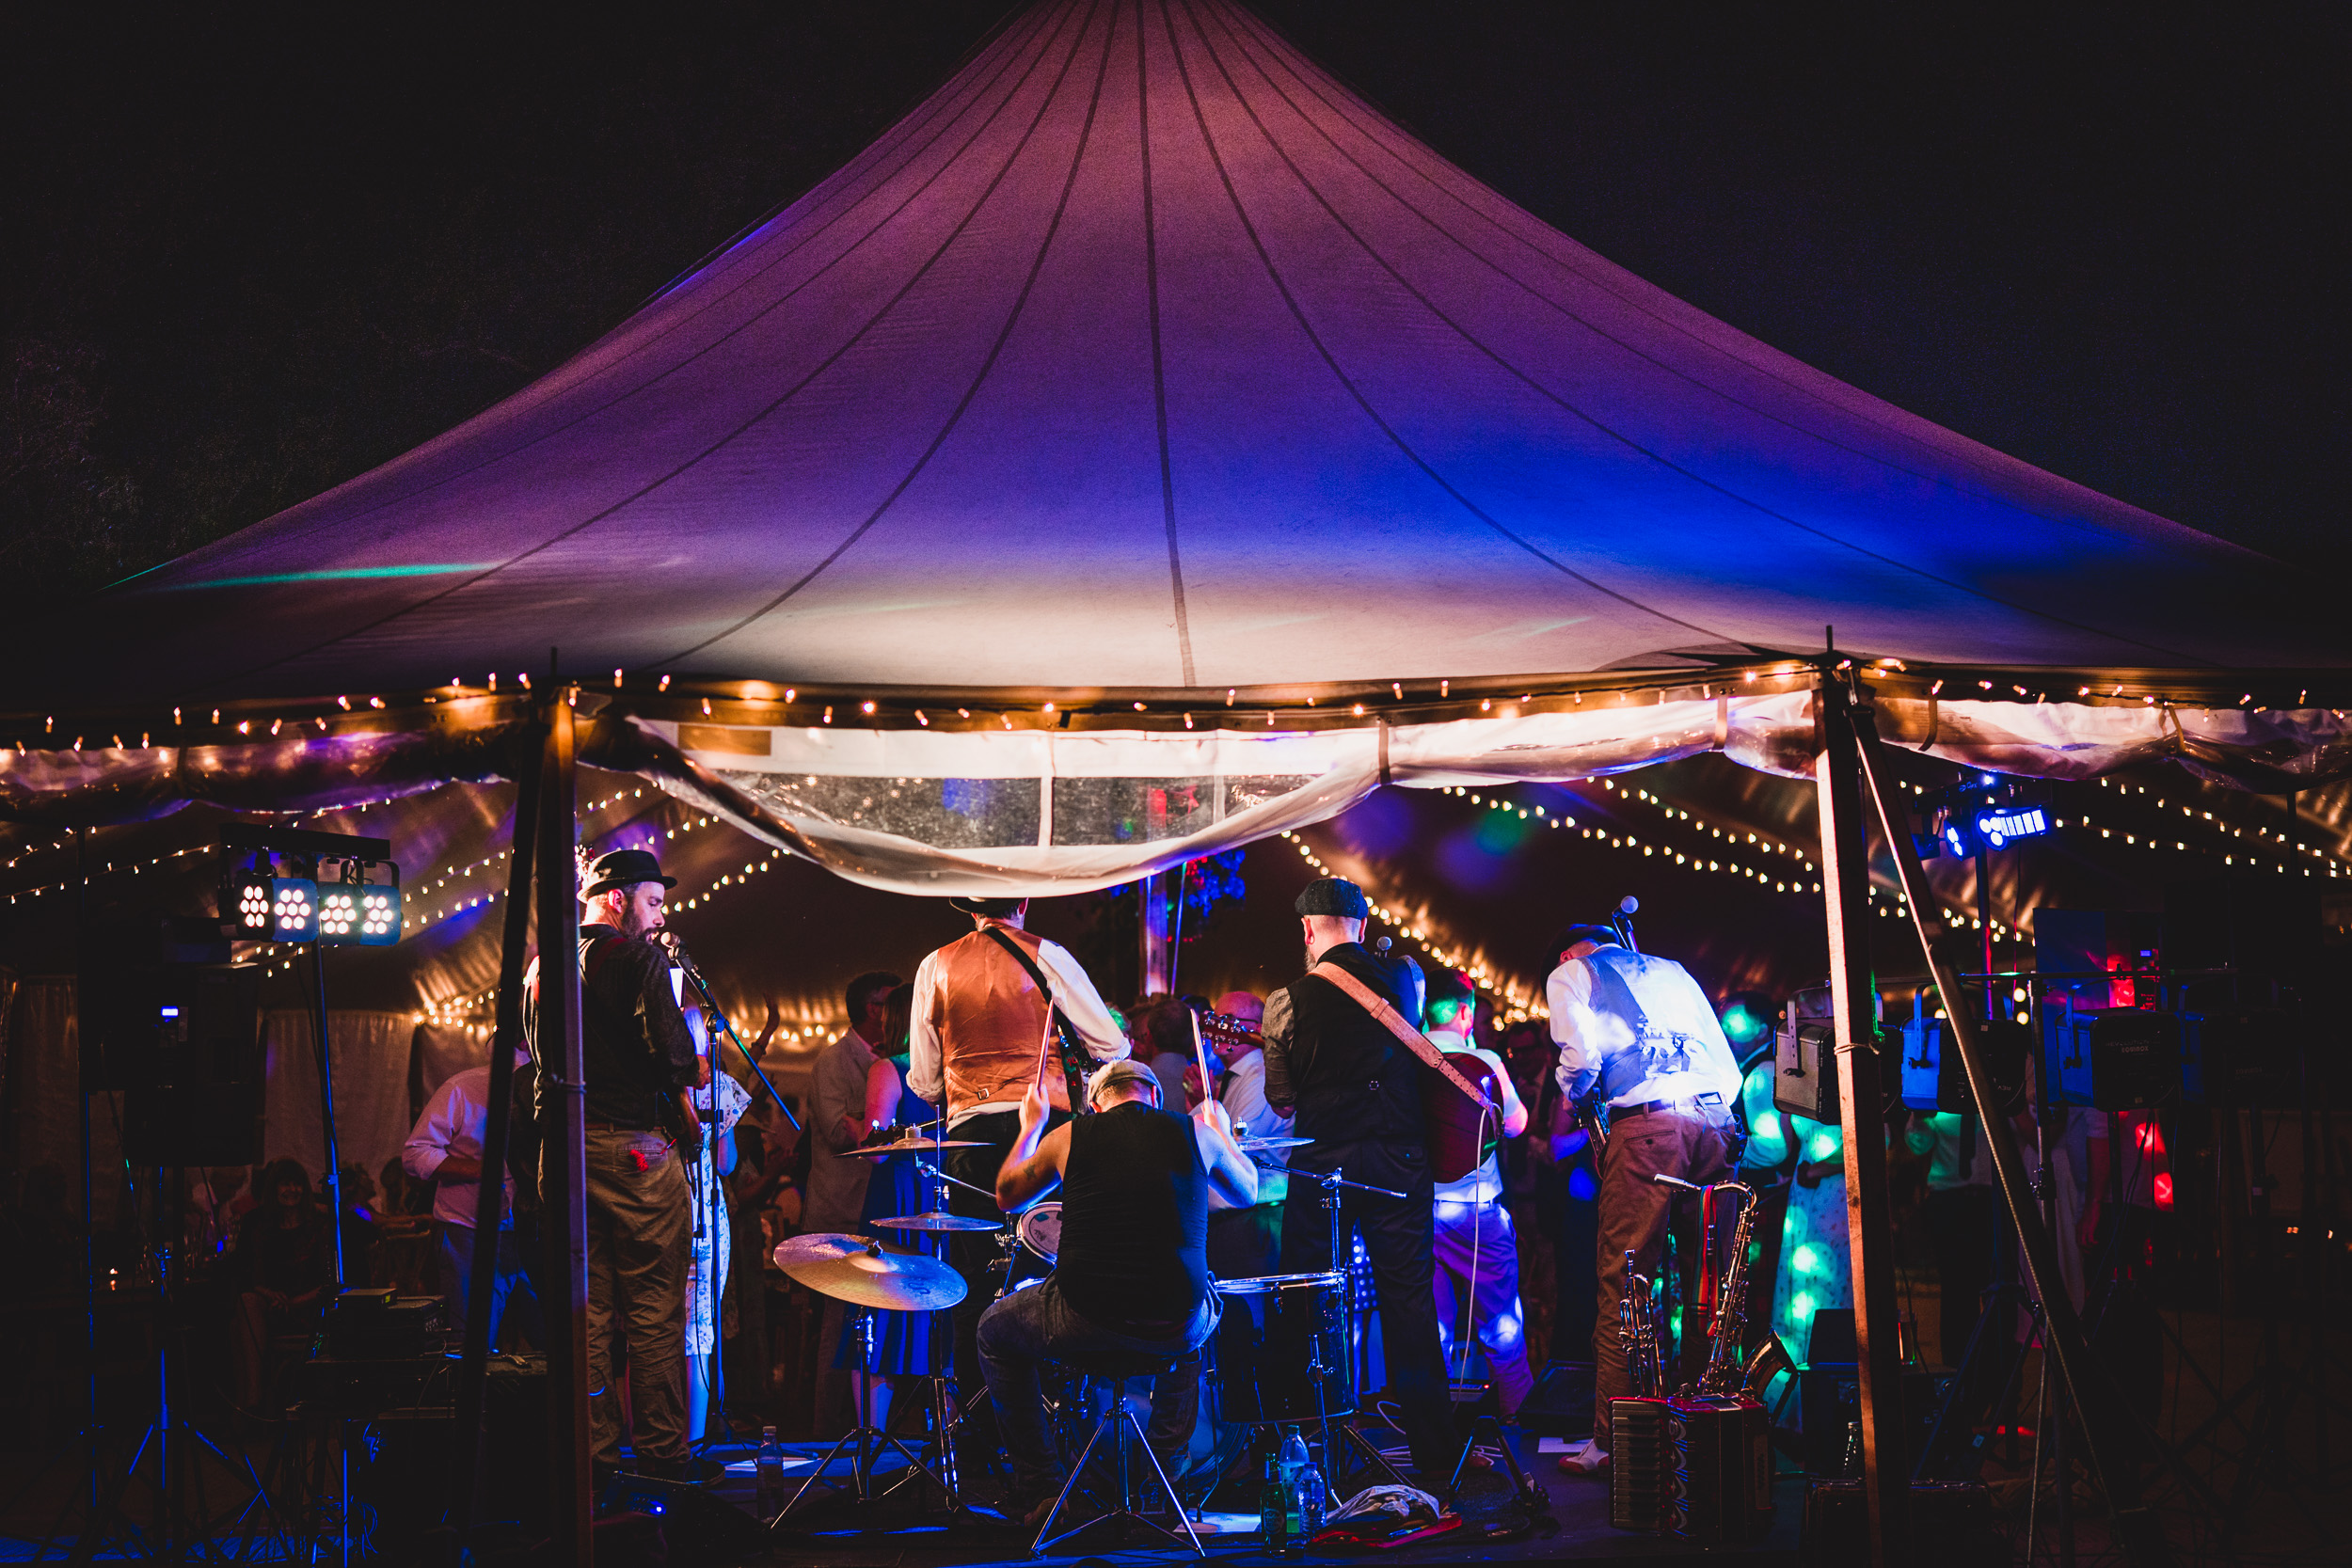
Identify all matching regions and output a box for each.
[2,0,2346,896]
[4,2,2344,1559]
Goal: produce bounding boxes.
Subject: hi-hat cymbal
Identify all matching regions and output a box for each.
[836,1134,990,1159]
[771,1233,968,1311]
[1236,1135,1314,1153]
[875,1211,1002,1233]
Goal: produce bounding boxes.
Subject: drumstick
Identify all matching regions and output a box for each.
[1036,1005,1056,1094]
[1188,1009,1215,1112]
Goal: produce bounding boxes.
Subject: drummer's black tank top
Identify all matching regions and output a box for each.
[1054,1101,1209,1333]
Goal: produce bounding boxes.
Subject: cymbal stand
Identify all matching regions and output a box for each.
[898,1132,997,1513]
[771,1308,959,1528]
[1307,1166,1416,1497]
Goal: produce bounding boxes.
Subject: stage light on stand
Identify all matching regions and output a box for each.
[270,878,318,939]
[318,857,404,945]
[230,870,273,934]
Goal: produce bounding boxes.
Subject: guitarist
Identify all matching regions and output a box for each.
[524,847,701,1492]
[1262,877,1459,1489]
[906,895,1128,1449]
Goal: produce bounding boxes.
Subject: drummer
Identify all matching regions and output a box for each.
[979,1059,1258,1523]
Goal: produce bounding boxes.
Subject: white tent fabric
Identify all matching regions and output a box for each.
[644,690,2352,895]
[261,1009,421,1194]
[13,0,2339,717]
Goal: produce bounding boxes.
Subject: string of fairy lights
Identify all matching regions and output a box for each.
[1277,830,1548,1026]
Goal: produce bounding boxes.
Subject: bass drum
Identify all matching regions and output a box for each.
[1209,1270,1354,1423]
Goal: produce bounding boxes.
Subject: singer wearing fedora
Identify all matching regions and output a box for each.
[906,895,1128,1465]
[527,846,702,1490]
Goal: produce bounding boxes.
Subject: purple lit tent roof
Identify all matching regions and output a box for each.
[13,0,2344,716]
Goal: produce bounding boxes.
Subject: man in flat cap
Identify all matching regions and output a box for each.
[1262,877,1456,1485]
[527,846,701,1489]
[907,895,1128,1459]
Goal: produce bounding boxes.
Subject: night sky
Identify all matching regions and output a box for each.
[6,2,2341,600]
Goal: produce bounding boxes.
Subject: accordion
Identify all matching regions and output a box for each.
[1611,1395,1773,1544]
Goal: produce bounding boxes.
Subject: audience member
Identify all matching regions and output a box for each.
[232,1159,334,1414]
[843,983,943,1432]
[403,1049,541,1349]
[806,970,903,1433]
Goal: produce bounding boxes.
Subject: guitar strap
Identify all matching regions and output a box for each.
[980,925,1094,1113]
[1310,961,1495,1115]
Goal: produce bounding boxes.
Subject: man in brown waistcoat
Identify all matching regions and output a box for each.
[906,895,1127,1460]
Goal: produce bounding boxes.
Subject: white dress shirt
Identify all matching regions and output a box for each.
[401,1065,515,1228]
[1548,945,1741,1110]
[907,924,1128,1128]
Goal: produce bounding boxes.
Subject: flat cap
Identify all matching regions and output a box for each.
[1294,877,1370,920]
[1088,1058,1161,1103]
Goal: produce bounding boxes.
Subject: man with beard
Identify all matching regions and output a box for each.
[1261,877,1455,1487]
[528,847,700,1489]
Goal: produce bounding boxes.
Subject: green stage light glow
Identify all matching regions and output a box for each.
[160,564,493,590]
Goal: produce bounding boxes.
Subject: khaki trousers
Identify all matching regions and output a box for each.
[582,1127,691,1472]
[1591,1108,1735,1436]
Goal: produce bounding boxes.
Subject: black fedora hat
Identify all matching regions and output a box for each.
[582,847,677,899]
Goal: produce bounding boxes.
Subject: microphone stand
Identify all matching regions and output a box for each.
[666,946,801,1134]
[661,940,795,1461]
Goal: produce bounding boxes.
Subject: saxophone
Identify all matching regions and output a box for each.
[1654,1175,1762,1400]
[1619,1248,1666,1399]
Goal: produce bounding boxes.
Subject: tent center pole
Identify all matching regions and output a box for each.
[1814,673,1910,1565]
[452,730,544,1549]
[537,672,594,1565]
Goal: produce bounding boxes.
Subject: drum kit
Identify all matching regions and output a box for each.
[766,1117,1406,1530]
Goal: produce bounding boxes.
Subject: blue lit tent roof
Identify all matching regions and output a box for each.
[10,0,2341,717]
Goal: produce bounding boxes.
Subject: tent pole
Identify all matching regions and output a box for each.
[1813,673,1910,1565]
[310,938,346,1291]
[536,679,594,1565]
[1845,681,2175,1568]
[452,731,543,1548]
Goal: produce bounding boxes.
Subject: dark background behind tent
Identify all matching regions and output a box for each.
[3,1,2342,598]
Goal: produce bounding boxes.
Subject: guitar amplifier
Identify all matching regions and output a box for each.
[1609,1397,1677,1532]
[1801,1480,1996,1566]
[1668,1396,1774,1544]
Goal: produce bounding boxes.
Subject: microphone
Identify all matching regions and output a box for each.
[1617,895,1639,916]
[652,928,706,983]
[1612,895,1640,953]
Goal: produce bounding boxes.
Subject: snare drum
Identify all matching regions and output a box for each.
[1210,1270,1354,1423]
[1013,1201,1063,1268]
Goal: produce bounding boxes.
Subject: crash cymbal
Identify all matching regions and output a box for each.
[1236,1135,1314,1153]
[770,1233,968,1311]
[874,1211,1003,1233]
[836,1134,990,1158]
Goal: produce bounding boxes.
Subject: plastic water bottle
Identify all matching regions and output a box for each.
[1278,1430,1310,1541]
[756,1424,787,1518]
[1295,1459,1329,1541]
[1260,1449,1294,1555]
